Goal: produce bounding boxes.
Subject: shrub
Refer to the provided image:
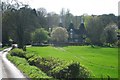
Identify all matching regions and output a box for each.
[28,56,91,79]
[28,57,65,72]
[8,49,91,79]
[28,55,42,65]
[50,61,91,78]
[25,52,37,60]
[7,54,28,66]
[10,48,26,57]
[7,54,51,78]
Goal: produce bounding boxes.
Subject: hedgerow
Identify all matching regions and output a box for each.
[10,48,26,57]
[27,54,91,78]
[7,54,51,78]
[8,48,92,79]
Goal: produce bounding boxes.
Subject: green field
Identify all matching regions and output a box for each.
[27,46,118,78]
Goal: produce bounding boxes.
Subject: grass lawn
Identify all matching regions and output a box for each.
[27,46,118,78]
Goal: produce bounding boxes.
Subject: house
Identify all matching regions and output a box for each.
[67,19,87,43]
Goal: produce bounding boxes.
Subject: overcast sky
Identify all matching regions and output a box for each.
[16,0,119,16]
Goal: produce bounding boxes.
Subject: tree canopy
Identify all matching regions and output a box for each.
[51,27,68,42]
[31,28,49,43]
[2,1,118,48]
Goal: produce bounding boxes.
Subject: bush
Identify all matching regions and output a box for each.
[50,61,91,78]
[9,49,91,79]
[7,54,51,78]
[28,56,91,79]
[25,52,36,60]
[28,57,65,72]
[10,48,26,57]
[28,55,41,65]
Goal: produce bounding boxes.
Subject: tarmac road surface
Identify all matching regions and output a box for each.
[0,48,27,79]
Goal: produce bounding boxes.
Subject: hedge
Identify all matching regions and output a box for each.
[28,56,91,78]
[7,54,51,78]
[9,48,91,79]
